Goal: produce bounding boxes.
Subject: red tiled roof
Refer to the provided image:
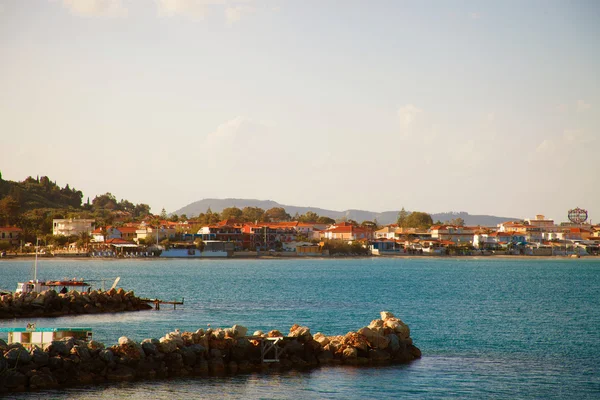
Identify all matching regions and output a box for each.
[118,227,138,233]
[0,226,22,232]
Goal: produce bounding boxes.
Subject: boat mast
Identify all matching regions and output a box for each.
[34,237,38,281]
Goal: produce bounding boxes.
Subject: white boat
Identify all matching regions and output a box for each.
[0,323,93,350]
[15,239,120,294]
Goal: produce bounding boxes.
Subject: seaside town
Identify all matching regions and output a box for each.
[1,210,598,259]
[0,175,597,258]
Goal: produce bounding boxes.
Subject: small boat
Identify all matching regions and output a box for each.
[16,279,92,294]
[15,239,120,294]
[0,324,93,350]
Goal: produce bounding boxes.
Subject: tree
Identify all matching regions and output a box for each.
[160,208,168,220]
[241,207,265,223]
[316,216,336,225]
[133,203,151,218]
[0,195,20,225]
[397,207,409,228]
[264,207,291,222]
[221,207,243,221]
[446,217,465,226]
[361,220,378,230]
[92,193,118,210]
[298,211,319,223]
[404,211,433,229]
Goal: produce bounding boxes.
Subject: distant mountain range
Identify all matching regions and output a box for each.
[173,198,518,227]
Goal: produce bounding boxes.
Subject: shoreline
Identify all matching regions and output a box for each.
[1,254,599,261]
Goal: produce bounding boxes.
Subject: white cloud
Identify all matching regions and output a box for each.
[398,104,422,129]
[205,116,277,157]
[576,100,591,113]
[225,5,255,24]
[535,139,556,155]
[61,0,127,17]
[156,0,224,20]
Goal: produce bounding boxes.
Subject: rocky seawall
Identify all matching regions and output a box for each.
[0,311,421,394]
[0,288,153,319]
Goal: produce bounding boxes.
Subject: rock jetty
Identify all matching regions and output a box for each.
[0,288,153,319]
[0,311,420,394]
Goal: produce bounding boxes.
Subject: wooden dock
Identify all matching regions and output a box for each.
[140,298,184,310]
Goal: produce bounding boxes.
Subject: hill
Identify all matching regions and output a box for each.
[173,198,518,227]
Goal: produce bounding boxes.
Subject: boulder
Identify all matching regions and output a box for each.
[232,324,248,338]
[98,349,114,363]
[384,318,410,339]
[5,346,32,366]
[164,331,184,348]
[180,346,197,366]
[313,332,330,347]
[0,353,7,372]
[343,332,369,352]
[1,370,26,389]
[87,340,105,352]
[106,365,136,382]
[386,334,400,352]
[289,325,312,342]
[380,311,395,320]
[141,341,158,356]
[158,338,177,353]
[368,319,385,336]
[48,341,70,357]
[29,372,58,390]
[71,344,91,361]
[342,347,357,360]
[31,347,50,366]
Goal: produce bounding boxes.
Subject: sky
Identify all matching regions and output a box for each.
[0,0,598,223]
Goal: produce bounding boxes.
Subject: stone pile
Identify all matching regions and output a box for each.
[0,288,153,319]
[0,311,420,394]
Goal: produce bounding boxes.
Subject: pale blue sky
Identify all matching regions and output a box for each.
[1,0,598,222]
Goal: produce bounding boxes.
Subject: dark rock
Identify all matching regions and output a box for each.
[29,372,58,390]
[180,346,197,366]
[31,347,50,367]
[141,341,158,356]
[98,349,114,363]
[106,366,136,382]
[1,370,26,389]
[5,346,32,366]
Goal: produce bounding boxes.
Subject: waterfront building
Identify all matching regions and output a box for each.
[429,225,476,245]
[52,219,95,237]
[321,222,373,241]
[0,226,22,247]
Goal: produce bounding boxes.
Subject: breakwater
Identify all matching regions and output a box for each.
[0,288,153,319]
[0,311,420,394]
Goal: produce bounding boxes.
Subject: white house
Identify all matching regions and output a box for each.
[53,219,95,237]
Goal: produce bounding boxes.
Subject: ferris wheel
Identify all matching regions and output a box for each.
[567,207,588,224]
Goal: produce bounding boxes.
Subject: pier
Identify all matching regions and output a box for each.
[140,298,185,310]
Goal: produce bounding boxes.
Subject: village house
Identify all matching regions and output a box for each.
[197,220,244,243]
[52,219,95,237]
[135,221,176,244]
[429,225,476,245]
[322,222,373,241]
[374,226,397,240]
[0,226,22,247]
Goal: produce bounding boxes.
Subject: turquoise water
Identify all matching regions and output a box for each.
[1,257,599,399]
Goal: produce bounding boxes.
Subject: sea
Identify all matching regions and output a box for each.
[0,257,599,399]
